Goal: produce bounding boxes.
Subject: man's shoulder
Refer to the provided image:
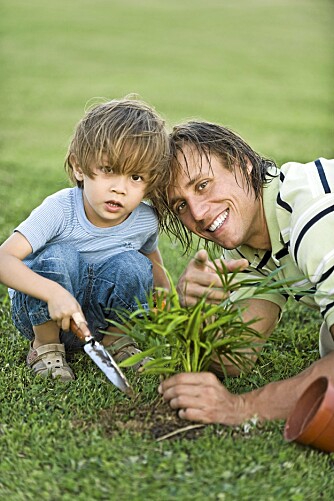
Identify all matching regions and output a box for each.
[280,158,334,178]
[279,158,334,201]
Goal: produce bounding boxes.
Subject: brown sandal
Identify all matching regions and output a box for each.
[26,343,75,382]
[105,335,150,371]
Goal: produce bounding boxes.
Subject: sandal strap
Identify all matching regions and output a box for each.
[104,336,152,371]
[26,342,75,381]
[105,335,138,356]
[26,343,66,366]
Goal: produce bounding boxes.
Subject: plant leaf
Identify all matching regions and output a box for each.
[118,345,158,368]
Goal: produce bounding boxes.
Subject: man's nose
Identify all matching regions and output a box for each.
[188,198,208,221]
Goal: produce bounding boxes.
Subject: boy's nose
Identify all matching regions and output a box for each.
[110,186,126,194]
[110,176,126,194]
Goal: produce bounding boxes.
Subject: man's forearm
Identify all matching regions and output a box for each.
[239,351,334,421]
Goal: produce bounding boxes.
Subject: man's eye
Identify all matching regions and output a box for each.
[198,180,208,191]
[176,201,186,213]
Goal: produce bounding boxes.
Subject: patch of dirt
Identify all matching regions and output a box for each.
[98,399,207,441]
[72,399,267,441]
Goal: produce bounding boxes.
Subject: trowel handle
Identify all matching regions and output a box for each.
[70,318,91,342]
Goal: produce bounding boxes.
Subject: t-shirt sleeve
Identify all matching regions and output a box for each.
[14,195,67,252]
[140,228,159,255]
[138,202,159,254]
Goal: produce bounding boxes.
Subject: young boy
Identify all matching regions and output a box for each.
[0,96,170,382]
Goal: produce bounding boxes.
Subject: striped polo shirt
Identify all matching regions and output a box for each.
[224,158,334,330]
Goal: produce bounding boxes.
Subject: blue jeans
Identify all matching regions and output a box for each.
[11,244,153,351]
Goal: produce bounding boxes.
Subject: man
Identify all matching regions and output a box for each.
[156,121,334,425]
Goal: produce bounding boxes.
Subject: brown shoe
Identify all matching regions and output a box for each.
[26,343,75,381]
[105,335,151,371]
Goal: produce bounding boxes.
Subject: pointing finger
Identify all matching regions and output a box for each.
[193,249,210,269]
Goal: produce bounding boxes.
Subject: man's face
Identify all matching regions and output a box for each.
[168,146,267,250]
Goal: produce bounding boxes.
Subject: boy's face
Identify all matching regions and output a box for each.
[168,145,269,250]
[73,156,148,228]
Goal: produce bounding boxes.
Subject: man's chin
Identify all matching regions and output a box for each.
[211,237,239,250]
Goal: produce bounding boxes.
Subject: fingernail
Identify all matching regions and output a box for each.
[158,384,162,393]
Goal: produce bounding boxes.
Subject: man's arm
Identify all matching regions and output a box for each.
[212,297,280,376]
[158,351,334,425]
[177,249,281,376]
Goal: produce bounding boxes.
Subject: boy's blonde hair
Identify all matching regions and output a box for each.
[64,96,170,197]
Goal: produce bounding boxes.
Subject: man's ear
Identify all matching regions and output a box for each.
[70,154,84,181]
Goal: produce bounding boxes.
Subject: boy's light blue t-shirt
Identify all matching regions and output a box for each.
[15,187,159,266]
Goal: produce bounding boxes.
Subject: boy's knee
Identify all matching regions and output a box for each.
[112,250,151,267]
[94,251,153,316]
[107,251,153,284]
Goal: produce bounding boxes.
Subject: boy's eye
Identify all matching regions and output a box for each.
[131,174,144,182]
[99,165,113,174]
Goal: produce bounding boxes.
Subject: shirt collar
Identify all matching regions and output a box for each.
[262,166,286,257]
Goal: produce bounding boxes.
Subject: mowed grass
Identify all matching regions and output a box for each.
[1,0,334,499]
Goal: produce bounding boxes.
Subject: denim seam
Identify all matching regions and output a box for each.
[82,265,95,312]
[29,309,51,326]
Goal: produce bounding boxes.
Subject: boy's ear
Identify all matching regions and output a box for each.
[246,159,253,174]
[71,154,84,181]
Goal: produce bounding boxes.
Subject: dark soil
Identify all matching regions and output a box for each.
[72,396,266,442]
[98,398,208,441]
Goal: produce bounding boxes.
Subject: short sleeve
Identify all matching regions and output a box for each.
[15,195,67,252]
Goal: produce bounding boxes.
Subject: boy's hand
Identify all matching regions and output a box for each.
[46,285,88,334]
[71,312,91,341]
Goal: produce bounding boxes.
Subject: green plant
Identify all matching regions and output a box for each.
[107,261,299,377]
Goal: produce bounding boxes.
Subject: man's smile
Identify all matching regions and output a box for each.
[207,209,229,232]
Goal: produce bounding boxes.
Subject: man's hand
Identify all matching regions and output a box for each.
[177,249,248,306]
[158,372,247,425]
[158,353,334,425]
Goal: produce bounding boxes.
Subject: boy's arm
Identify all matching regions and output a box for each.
[0,232,54,297]
[143,248,170,291]
[0,232,88,333]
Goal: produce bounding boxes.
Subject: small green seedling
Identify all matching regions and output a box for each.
[107,258,301,377]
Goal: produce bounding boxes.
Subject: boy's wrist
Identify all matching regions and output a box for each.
[40,280,66,303]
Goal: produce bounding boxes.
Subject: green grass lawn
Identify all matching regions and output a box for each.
[1,0,334,499]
